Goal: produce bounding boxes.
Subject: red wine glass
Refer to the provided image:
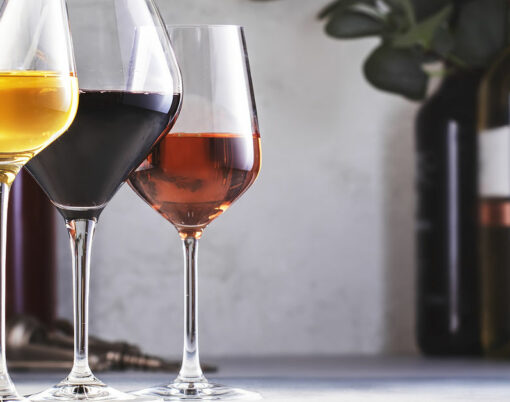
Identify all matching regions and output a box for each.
[24,1,182,400]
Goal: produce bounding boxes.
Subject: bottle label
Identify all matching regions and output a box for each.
[479,126,510,197]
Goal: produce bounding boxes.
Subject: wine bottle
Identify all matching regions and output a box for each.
[479,47,510,357]
[416,71,482,355]
[6,168,56,325]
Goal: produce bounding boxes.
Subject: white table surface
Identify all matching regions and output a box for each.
[11,356,510,401]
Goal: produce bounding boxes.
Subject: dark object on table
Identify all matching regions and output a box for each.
[6,169,57,325]
[6,315,216,373]
[415,70,482,356]
[478,47,510,358]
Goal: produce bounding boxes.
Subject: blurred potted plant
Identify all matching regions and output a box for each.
[319,0,506,99]
[320,0,509,356]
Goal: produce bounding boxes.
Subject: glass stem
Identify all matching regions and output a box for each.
[66,219,96,382]
[0,183,14,389]
[177,236,205,383]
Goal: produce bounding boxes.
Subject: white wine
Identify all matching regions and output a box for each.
[0,71,78,183]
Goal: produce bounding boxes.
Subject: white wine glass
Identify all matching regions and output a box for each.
[0,0,78,400]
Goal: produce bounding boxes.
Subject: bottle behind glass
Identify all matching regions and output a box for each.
[479,47,510,357]
[416,71,482,355]
[6,168,56,325]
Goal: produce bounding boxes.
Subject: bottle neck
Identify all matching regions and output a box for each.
[439,70,484,95]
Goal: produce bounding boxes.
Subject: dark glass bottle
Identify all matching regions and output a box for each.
[6,168,56,325]
[416,71,482,355]
[479,47,510,357]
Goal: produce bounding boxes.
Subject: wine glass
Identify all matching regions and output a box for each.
[0,0,78,400]
[25,1,182,400]
[128,25,261,400]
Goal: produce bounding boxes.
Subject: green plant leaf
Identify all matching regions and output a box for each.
[363,44,428,100]
[318,0,376,19]
[385,0,416,25]
[385,9,412,34]
[318,0,344,19]
[392,5,452,49]
[326,9,386,38]
[410,0,451,21]
[430,25,455,58]
[451,0,507,68]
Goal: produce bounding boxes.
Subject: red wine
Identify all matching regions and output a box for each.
[128,133,261,238]
[26,90,180,220]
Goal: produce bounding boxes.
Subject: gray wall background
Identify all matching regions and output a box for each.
[56,0,419,358]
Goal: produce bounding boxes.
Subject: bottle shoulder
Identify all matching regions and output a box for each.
[418,73,480,126]
[485,46,510,78]
[479,48,510,130]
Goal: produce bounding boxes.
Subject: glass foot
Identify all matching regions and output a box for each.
[30,377,158,402]
[133,381,261,401]
[0,389,26,401]
[0,374,26,401]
